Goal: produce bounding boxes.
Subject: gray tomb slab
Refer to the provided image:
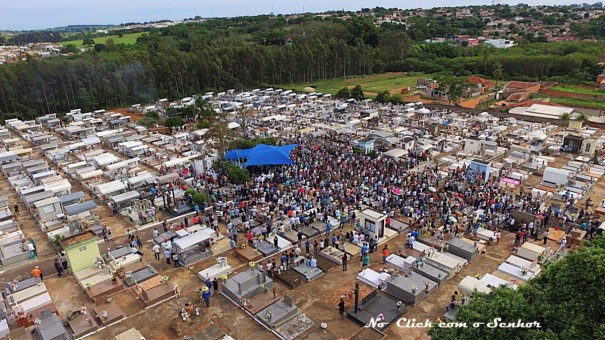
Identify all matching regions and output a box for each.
[384,272,438,306]
[291,263,324,282]
[388,218,409,233]
[297,225,318,239]
[255,294,301,328]
[413,263,448,285]
[35,310,68,340]
[311,221,327,234]
[275,314,315,340]
[221,270,273,303]
[105,246,131,261]
[255,240,279,257]
[447,238,479,261]
[4,277,40,294]
[154,231,178,245]
[123,266,159,287]
[347,291,406,331]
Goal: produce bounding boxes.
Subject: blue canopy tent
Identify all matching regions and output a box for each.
[224,144,298,167]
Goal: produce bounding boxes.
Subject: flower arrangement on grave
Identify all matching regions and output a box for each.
[220,274,228,281]
[85,283,92,290]
[264,311,272,320]
[162,276,169,282]
[249,261,255,269]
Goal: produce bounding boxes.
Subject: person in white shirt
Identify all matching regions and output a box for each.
[152,243,161,260]
[152,228,159,239]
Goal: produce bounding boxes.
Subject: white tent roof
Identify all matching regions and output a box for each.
[383,148,408,158]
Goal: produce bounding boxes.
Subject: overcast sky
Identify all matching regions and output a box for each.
[1,0,582,30]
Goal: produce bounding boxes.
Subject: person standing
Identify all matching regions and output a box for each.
[230,238,236,256]
[202,286,211,307]
[212,277,219,292]
[136,235,143,249]
[342,253,348,271]
[101,227,109,244]
[338,297,346,319]
[60,252,68,270]
[382,245,389,263]
[32,266,43,281]
[13,203,19,215]
[153,243,161,260]
[164,248,171,265]
[362,254,370,268]
[559,238,567,252]
[543,230,549,245]
[54,259,63,277]
[172,252,180,268]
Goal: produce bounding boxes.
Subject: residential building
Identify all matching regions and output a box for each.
[484,39,515,49]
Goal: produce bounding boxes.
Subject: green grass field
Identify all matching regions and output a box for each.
[279,72,430,96]
[531,93,605,110]
[550,84,605,96]
[61,32,144,47]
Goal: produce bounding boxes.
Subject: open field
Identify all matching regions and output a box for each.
[61,32,144,47]
[550,84,605,96]
[279,72,430,96]
[531,93,605,109]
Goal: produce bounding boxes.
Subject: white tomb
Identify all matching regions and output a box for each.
[197,257,232,281]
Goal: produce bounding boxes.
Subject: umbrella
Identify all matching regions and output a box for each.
[392,188,402,195]
[429,187,436,192]
[448,216,458,223]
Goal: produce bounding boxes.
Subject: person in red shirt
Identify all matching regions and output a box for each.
[247,231,254,246]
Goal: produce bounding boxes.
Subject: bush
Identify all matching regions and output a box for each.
[197,121,211,129]
[369,150,379,159]
[136,116,157,128]
[230,138,277,149]
[192,192,206,204]
[336,87,351,99]
[164,116,184,128]
[185,188,197,197]
[145,111,160,119]
[351,85,365,101]
[224,162,250,184]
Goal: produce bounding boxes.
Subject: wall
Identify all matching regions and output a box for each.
[65,239,101,273]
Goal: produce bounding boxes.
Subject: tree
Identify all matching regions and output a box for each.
[375,91,390,103]
[336,87,351,99]
[164,116,184,128]
[430,235,605,339]
[94,44,106,53]
[492,61,504,89]
[437,75,469,105]
[60,44,79,54]
[350,85,365,101]
[235,106,253,134]
[192,192,206,204]
[82,38,95,46]
[480,46,491,76]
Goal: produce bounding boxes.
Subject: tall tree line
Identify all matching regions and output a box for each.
[0,15,603,115]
